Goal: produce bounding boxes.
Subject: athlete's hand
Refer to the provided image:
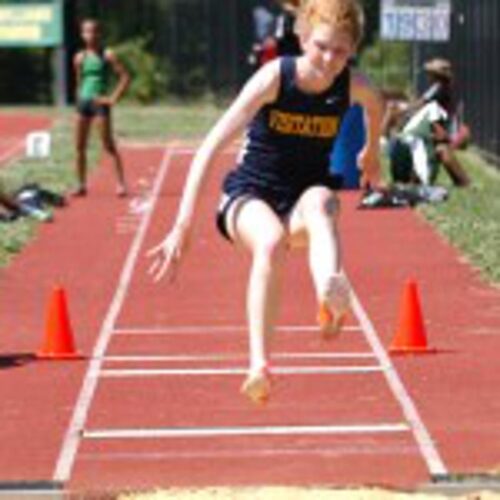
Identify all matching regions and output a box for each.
[93,96,114,107]
[358,149,383,190]
[147,225,190,283]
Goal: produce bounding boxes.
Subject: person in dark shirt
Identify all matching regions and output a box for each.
[420,59,455,122]
[248,3,278,70]
[249,1,302,70]
[149,0,383,405]
[275,1,302,56]
[420,59,469,186]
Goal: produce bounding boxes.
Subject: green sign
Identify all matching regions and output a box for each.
[0,0,63,47]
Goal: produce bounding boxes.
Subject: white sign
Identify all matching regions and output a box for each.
[381,0,451,42]
[26,131,51,158]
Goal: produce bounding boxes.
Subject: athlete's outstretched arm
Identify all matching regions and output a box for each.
[351,71,384,188]
[149,61,281,282]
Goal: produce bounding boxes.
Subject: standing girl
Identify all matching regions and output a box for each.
[149,0,383,405]
[73,19,130,197]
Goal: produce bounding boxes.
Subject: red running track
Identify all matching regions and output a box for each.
[0,112,52,166]
[1,146,500,492]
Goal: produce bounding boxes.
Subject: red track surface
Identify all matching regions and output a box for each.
[1,146,500,492]
[0,112,52,166]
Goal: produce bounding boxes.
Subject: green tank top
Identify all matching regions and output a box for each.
[79,50,109,101]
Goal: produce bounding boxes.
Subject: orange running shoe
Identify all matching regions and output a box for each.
[240,365,272,406]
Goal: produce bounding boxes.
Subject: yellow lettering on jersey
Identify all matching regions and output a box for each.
[269,110,339,139]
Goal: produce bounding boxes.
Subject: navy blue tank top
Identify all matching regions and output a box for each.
[224,56,350,203]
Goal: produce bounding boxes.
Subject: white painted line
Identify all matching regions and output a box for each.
[53,147,175,483]
[113,324,362,335]
[100,365,385,377]
[348,278,448,477]
[80,443,416,460]
[83,423,410,440]
[122,146,238,156]
[0,492,63,498]
[103,352,376,363]
[170,148,240,156]
[122,141,170,149]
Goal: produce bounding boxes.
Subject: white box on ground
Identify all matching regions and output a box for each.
[26,131,51,158]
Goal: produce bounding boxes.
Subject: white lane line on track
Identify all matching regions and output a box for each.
[171,148,241,156]
[103,352,376,362]
[100,365,385,377]
[112,324,362,334]
[122,145,240,156]
[57,145,428,480]
[349,280,448,477]
[80,444,416,460]
[53,147,175,483]
[83,423,410,440]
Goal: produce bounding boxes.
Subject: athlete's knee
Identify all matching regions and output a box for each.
[436,144,452,162]
[304,191,339,220]
[252,232,286,266]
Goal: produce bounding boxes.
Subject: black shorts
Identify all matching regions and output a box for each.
[215,174,340,242]
[216,192,260,242]
[77,99,110,118]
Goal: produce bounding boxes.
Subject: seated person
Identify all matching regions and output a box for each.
[384,58,455,132]
[388,101,469,187]
[384,59,469,187]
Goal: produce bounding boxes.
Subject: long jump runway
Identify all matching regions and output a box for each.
[52,147,453,490]
[2,144,499,491]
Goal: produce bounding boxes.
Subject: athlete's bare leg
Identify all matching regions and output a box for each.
[228,198,287,404]
[96,113,127,196]
[74,115,92,196]
[436,144,470,187]
[288,186,351,339]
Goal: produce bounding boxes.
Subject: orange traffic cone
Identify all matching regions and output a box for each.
[389,280,435,354]
[38,286,82,360]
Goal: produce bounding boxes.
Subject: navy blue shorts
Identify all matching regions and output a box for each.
[77,99,110,118]
[216,170,340,242]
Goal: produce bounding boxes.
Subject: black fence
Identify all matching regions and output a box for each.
[3,0,497,162]
[67,0,257,96]
[0,47,53,104]
[0,0,259,104]
[1,0,380,104]
[417,0,500,161]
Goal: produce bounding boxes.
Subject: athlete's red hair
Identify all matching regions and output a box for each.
[297,0,364,46]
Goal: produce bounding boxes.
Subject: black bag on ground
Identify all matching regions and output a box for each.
[14,184,66,210]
